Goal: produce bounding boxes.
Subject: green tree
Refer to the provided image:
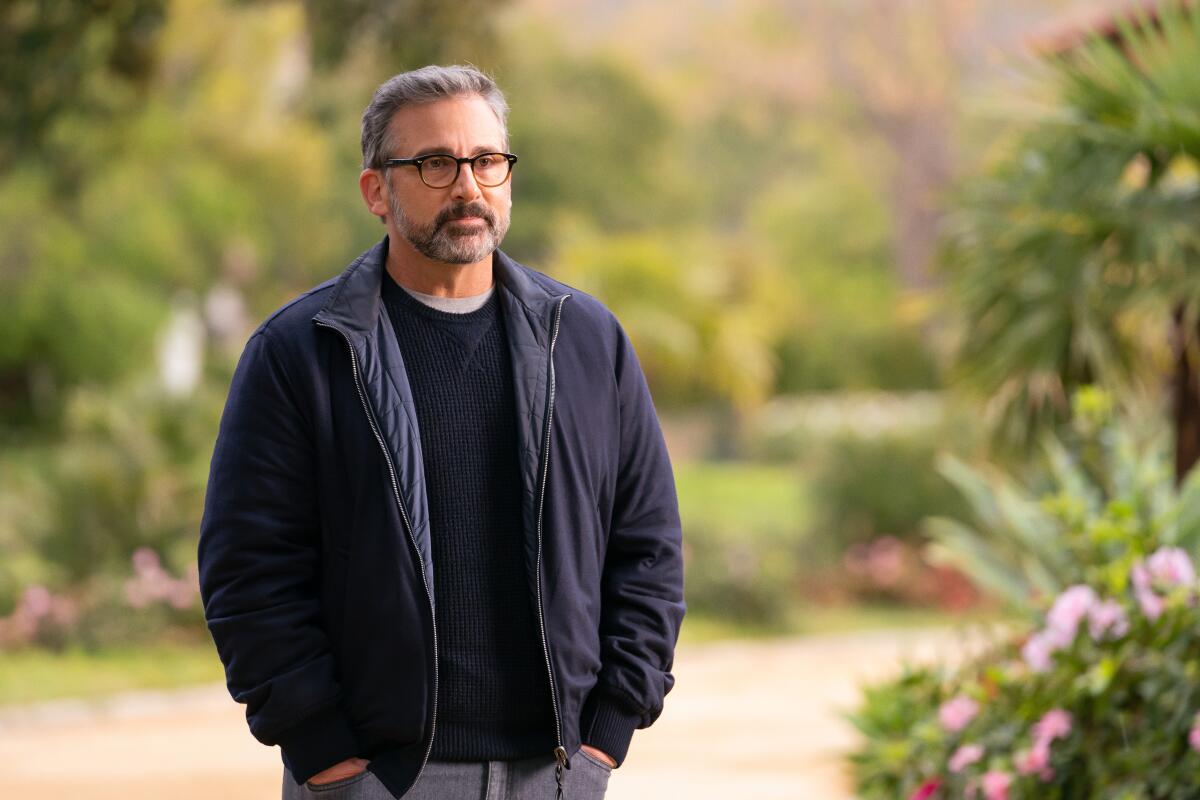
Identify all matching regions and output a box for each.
[550,224,789,455]
[0,0,167,174]
[943,3,1200,476]
[499,35,683,261]
[0,0,341,433]
[298,0,509,73]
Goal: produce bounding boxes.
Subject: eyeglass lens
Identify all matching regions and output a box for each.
[422,155,510,188]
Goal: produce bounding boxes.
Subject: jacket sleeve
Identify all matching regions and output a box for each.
[197,328,359,784]
[580,321,686,766]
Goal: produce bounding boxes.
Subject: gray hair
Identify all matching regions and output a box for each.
[361,65,509,170]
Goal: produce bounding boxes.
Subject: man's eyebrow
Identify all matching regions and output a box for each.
[408,144,504,158]
[407,145,452,158]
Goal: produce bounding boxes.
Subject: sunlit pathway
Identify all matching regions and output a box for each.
[0,625,999,799]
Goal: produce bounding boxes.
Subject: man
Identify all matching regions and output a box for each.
[197,65,685,800]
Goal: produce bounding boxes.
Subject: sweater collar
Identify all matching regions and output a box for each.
[313,235,562,336]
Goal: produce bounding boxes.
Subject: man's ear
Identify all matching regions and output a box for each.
[359,169,390,221]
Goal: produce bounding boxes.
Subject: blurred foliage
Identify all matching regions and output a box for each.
[797,421,982,610]
[943,1,1200,451]
[500,32,686,259]
[750,128,941,393]
[850,389,1200,798]
[924,387,1196,616]
[550,225,789,413]
[0,0,166,173]
[675,461,809,626]
[812,432,970,552]
[297,0,510,73]
[0,0,354,432]
[0,373,223,613]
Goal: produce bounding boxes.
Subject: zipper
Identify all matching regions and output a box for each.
[315,320,439,791]
[534,295,571,798]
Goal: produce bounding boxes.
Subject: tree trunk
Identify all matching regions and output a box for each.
[1173,304,1200,484]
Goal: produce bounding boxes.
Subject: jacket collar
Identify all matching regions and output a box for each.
[311,235,562,335]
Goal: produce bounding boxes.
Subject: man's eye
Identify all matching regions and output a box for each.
[476,155,495,167]
[425,157,449,169]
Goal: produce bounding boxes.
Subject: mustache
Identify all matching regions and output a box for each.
[435,202,497,230]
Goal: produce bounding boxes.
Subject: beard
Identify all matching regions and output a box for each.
[389,188,510,265]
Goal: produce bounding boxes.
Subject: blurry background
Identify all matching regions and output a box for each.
[3,0,1199,797]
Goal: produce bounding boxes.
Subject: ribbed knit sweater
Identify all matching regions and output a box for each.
[380,269,556,761]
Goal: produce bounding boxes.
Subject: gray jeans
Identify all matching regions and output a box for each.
[283,751,612,800]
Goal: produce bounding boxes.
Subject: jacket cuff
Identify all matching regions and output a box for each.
[277,703,361,785]
[579,689,641,767]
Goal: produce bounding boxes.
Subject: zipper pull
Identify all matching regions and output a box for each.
[554,746,569,800]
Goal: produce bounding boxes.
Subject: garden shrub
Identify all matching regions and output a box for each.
[812,431,969,553]
[0,375,219,649]
[848,392,1200,798]
[676,461,808,626]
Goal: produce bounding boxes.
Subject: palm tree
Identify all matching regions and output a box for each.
[944,1,1200,480]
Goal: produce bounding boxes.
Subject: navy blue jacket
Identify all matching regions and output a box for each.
[197,236,686,798]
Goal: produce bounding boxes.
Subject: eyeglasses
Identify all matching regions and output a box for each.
[382,152,518,189]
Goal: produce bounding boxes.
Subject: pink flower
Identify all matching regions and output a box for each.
[124,581,151,609]
[1189,712,1200,754]
[1131,562,1151,592]
[1033,708,1072,744]
[1087,599,1129,641]
[1022,585,1111,673]
[981,770,1012,800]
[909,777,943,800]
[1132,548,1197,621]
[1146,547,1196,587]
[48,594,79,627]
[1021,631,1056,673]
[20,586,53,619]
[949,743,985,773]
[167,581,197,610]
[938,694,980,733]
[1046,585,1096,641]
[132,547,162,576]
[866,535,906,587]
[1014,741,1054,781]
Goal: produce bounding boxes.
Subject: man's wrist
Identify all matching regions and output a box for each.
[278,703,361,785]
[307,756,369,785]
[579,689,640,768]
[580,743,618,768]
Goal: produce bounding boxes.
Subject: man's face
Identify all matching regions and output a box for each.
[382,95,512,265]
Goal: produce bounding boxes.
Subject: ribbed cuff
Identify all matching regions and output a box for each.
[579,690,641,767]
[277,703,361,785]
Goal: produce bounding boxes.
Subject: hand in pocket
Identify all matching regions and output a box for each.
[308,757,370,786]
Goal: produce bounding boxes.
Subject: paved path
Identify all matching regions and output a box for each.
[0,625,1002,799]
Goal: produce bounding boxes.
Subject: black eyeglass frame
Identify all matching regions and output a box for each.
[381,152,519,188]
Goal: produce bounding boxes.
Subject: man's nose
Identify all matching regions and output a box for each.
[450,160,483,201]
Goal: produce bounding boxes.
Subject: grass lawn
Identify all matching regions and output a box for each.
[0,604,1022,708]
[674,459,812,535]
[679,604,1021,644]
[0,640,225,707]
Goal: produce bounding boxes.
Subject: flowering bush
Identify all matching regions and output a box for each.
[124,547,198,611]
[0,548,201,651]
[0,585,79,649]
[851,548,1200,797]
[0,374,217,650]
[848,394,1200,798]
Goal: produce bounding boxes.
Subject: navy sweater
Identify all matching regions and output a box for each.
[381,269,556,761]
